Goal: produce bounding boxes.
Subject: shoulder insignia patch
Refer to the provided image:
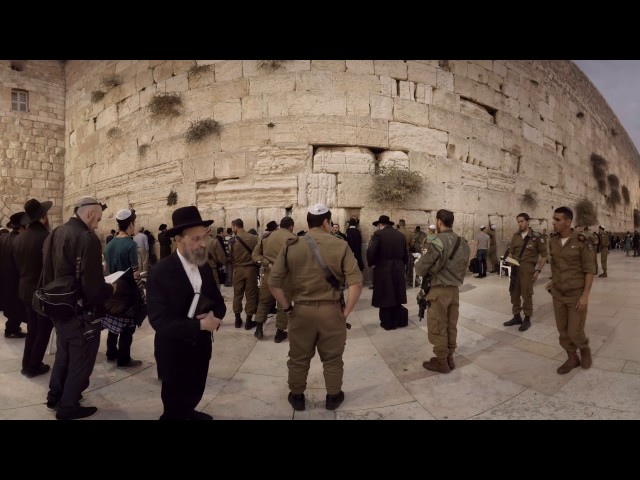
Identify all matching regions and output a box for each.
[577,234,586,242]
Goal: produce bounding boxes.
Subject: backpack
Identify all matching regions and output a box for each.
[469,257,479,274]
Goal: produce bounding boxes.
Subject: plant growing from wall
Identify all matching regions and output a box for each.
[575,198,597,227]
[167,190,178,206]
[622,185,631,204]
[607,189,622,209]
[369,166,424,204]
[138,144,150,156]
[90,90,105,103]
[634,209,640,228]
[590,153,607,193]
[106,127,121,139]
[149,92,183,118]
[185,118,220,144]
[101,75,120,89]
[187,64,212,79]
[607,174,620,190]
[522,188,538,209]
[257,60,284,73]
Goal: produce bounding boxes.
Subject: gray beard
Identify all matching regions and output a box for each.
[183,248,207,266]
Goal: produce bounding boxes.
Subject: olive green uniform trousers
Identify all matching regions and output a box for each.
[425,286,459,358]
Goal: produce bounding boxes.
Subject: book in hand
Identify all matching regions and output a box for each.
[187,292,219,321]
[504,256,520,266]
[104,267,131,284]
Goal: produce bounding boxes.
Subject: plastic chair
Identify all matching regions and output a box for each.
[499,257,511,278]
[412,253,422,287]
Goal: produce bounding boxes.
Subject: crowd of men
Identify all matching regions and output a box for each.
[0,194,634,419]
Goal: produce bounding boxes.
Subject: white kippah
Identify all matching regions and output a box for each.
[307,203,329,215]
[491,224,496,229]
[116,209,133,221]
[599,224,605,229]
[429,224,436,229]
[480,225,486,229]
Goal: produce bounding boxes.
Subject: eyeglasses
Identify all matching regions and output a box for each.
[181,227,211,243]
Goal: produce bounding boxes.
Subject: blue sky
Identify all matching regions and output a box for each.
[574,60,640,154]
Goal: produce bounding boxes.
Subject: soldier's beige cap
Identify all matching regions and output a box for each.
[308,203,329,215]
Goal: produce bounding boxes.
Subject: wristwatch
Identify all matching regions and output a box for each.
[283,304,293,313]
[535,269,542,273]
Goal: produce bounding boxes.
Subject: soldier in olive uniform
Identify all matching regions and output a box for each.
[269,203,363,412]
[546,206,595,374]
[252,216,297,342]
[503,213,548,332]
[230,218,259,329]
[598,225,610,278]
[206,229,227,286]
[415,209,471,374]
[487,224,499,273]
[397,219,413,285]
[583,226,599,275]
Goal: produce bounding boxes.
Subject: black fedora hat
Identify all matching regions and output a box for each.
[372,214,394,226]
[22,198,53,225]
[7,212,26,229]
[167,206,214,238]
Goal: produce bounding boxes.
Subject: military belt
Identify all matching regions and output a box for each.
[295,300,341,306]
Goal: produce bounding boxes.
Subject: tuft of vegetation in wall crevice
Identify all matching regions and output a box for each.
[622,185,631,204]
[187,64,212,79]
[368,166,424,204]
[90,91,105,103]
[149,92,183,118]
[185,118,220,144]
[257,60,284,73]
[522,188,538,209]
[576,198,597,227]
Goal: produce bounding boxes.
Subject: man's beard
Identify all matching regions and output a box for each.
[183,247,207,266]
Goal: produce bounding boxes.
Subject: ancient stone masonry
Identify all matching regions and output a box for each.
[2,60,640,261]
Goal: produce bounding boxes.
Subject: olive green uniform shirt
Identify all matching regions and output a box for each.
[508,230,547,267]
[549,231,596,295]
[415,230,469,287]
[252,228,297,268]
[231,230,258,267]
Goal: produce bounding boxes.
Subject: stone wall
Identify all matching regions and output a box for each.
[10,60,639,251]
[0,60,65,227]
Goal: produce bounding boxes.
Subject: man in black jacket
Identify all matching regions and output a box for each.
[345,218,364,271]
[0,212,27,338]
[44,196,115,420]
[158,224,172,259]
[147,206,226,420]
[13,199,53,378]
[367,215,409,330]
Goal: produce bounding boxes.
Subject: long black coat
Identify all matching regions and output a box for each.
[147,252,226,382]
[13,222,50,304]
[346,226,364,271]
[366,225,408,308]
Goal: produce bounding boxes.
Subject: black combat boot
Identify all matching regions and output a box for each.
[519,316,531,331]
[288,392,305,411]
[503,314,522,326]
[274,329,288,343]
[254,323,264,340]
[325,391,345,410]
[244,315,256,330]
[234,313,242,328]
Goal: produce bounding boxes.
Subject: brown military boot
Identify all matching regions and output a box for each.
[447,353,456,370]
[422,357,451,374]
[557,351,581,374]
[598,272,607,278]
[580,346,592,369]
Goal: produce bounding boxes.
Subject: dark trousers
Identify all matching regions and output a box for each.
[22,301,53,371]
[106,326,135,365]
[47,317,101,415]
[477,249,488,277]
[4,297,26,333]
[379,305,402,330]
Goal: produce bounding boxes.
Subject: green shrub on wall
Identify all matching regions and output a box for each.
[369,166,424,204]
[185,118,220,144]
[90,90,105,103]
[634,209,640,228]
[576,198,597,226]
[590,153,607,193]
[522,188,538,209]
[622,185,631,204]
[149,92,183,118]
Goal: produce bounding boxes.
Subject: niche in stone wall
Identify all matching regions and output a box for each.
[459,96,497,124]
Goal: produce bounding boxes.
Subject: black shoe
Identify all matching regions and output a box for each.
[274,329,288,343]
[503,315,522,326]
[234,314,243,328]
[106,357,116,363]
[244,316,256,330]
[519,316,531,332]
[254,324,264,340]
[47,394,83,409]
[190,410,213,420]
[56,406,98,420]
[117,359,143,368]
[5,331,27,339]
[288,392,305,411]
[21,363,50,378]
[325,391,345,410]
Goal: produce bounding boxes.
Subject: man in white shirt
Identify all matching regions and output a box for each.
[133,227,149,273]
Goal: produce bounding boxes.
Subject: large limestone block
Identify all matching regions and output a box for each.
[345,60,374,75]
[337,173,373,207]
[476,189,513,215]
[467,63,489,85]
[399,81,415,100]
[313,146,375,174]
[213,99,242,124]
[249,74,296,95]
[496,111,521,134]
[118,93,140,117]
[182,154,214,182]
[522,122,543,147]
[215,61,243,82]
[374,60,407,79]
[432,89,460,111]
[220,123,270,150]
[242,60,310,78]
[436,70,454,92]
[436,156,462,184]
[415,83,433,104]
[213,150,247,179]
[195,183,218,209]
[333,72,381,94]
[447,133,470,162]
[295,71,333,91]
[208,79,249,102]
[379,76,395,97]
[460,99,494,123]
[299,173,337,207]
[388,122,447,156]
[165,73,189,93]
[370,95,393,120]
[407,62,437,86]
[214,177,298,207]
[96,105,118,131]
[286,91,347,116]
[257,207,288,232]
[248,143,310,175]
[468,139,503,170]
[311,60,345,71]
[378,150,409,170]
[461,162,488,188]
[223,207,258,231]
[305,116,388,150]
[241,95,266,120]
[346,91,370,116]
[442,182,471,213]
[409,151,437,180]
[153,62,174,83]
[392,98,430,127]
[487,169,516,193]
[429,105,472,137]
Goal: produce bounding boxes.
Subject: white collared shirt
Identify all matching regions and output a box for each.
[177,249,202,294]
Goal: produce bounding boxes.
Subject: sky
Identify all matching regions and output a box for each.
[573,60,640,153]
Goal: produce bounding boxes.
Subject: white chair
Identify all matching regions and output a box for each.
[499,257,511,278]
[412,253,422,288]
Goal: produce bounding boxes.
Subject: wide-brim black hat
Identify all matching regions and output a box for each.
[372,215,394,226]
[22,199,53,225]
[167,206,214,238]
[7,212,26,229]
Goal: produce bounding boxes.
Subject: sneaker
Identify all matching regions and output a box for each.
[56,406,98,420]
[117,359,143,368]
[288,392,305,411]
[5,331,27,339]
[21,363,50,378]
[325,391,345,410]
[274,329,288,343]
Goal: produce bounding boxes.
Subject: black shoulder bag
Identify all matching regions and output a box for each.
[32,228,88,321]
[235,235,260,268]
